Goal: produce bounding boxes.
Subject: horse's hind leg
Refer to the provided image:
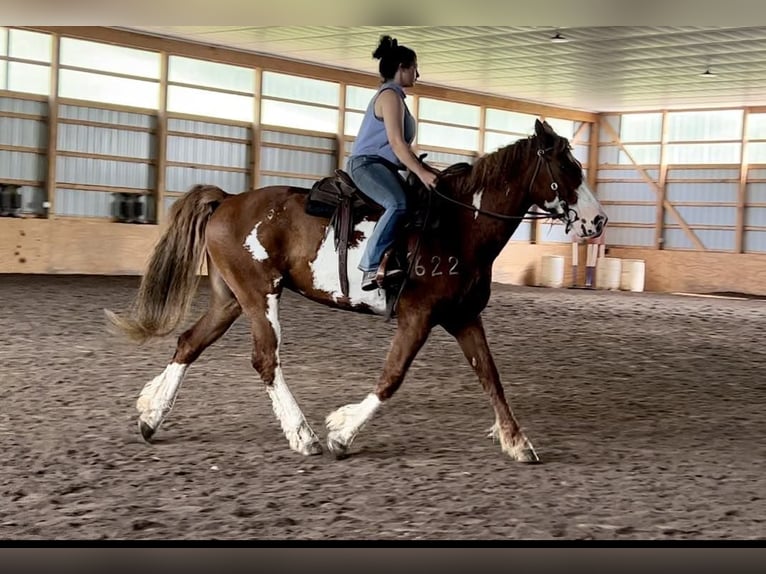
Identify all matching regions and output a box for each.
[444,315,538,463]
[137,259,241,442]
[237,279,322,456]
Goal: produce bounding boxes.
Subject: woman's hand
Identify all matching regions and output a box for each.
[418,168,439,190]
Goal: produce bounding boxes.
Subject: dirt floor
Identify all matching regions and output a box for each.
[1,274,764,541]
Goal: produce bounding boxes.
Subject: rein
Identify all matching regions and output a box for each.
[428,145,572,226]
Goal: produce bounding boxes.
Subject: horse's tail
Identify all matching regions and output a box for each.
[105,184,229,344]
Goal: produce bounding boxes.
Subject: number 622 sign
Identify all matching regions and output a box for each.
[407,254,460,278]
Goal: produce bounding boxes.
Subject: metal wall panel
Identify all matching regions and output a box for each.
[258,175,314,189]
[746,183,766,203]
[606,226,655,247]
[744,231,766,253]
[165,166,248,194]
[664,206,737,227]
[55,188,115,218]
[59,105,154,129]
[599,167,660,180]
[56,156,154,190]
[58,124,154,159]
[420,150,475,166]
[745,207,766,227]
[537,221,571,243]
[260,147,335,176]
[604,204,656,225]
[665,183,738,203]
[168,118,249,140]
[509,221,532,242]
[597,182,656,203]
[0,117,47,148]
[167,135,247,168]
[573,144,589,164]
[261,130,335,151]
[0,150,46,181]
[667,168,739,180]
[0,97,48,115]
[663,228,735,251]
[749,168,766,179]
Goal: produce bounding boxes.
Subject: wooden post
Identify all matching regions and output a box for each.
[45,32,59,219]
[251,67,262,191]
[655,110,669,249]
[337,81,346,171]
[736,109,749,253]
[155,51,168,225]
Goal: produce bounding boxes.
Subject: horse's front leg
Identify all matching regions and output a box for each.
[325,310,432,457]
[445,315,539,463]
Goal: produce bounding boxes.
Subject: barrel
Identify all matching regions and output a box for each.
[620,259,646,292]
[540,255,565,288]
[596,257,622,290]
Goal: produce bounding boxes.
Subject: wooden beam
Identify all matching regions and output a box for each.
[655,111,669,250]
[587,116,600,191]
[155,51,168,225]
[337,81,346,171]
[736,109,749,253]
[601,120,706,251]
[45,32,59,219]
[251,67,262,191]
[27,27,597,123]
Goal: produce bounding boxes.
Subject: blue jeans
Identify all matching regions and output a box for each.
[347,155,408,272]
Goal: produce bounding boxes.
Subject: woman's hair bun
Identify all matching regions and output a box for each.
[373,35,399,60]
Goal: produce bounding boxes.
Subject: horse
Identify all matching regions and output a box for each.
[106,119,607,463]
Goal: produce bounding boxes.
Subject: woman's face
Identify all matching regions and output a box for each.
[399,59,420,87]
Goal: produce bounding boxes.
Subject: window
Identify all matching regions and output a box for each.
[8,61,49,95]
[620,113,662,142]
[169,56,254,93]
[261,99,337,133]
[60,38,160,79]
[167,85,253,122]
[666,110,743,141]
[59,69,159,108]
[485,109,537,134]
[418,98,480,128]
[262,71,338,106]
[8,29,51,62]
[58,37,160,108]
[345,85,376,111]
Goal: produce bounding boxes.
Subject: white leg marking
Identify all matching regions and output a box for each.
[264,293,321,455]
[325,393,381,454]
[136,363,188,430]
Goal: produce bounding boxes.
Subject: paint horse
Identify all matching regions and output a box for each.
[106,120,607,463]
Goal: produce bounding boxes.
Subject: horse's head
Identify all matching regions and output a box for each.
[528,119,608,239]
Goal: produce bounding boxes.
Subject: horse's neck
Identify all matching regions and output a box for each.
[454,181,531,264]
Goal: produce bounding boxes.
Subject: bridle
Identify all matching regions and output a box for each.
[426,139,579,232]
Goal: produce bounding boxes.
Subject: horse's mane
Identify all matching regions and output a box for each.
[439,132,570,199]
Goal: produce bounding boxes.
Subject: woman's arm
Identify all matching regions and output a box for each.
[377,89,438,189]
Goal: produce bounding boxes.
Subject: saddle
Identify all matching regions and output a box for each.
[304,158,472,299]
[305,169,381,298]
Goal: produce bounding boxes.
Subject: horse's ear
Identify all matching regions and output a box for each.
[534,119,544,138]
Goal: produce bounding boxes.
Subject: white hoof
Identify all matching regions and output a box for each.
[325,394,381,458]
[135,363,187,439]
[285,422,323,456]
[500,433,540,463]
